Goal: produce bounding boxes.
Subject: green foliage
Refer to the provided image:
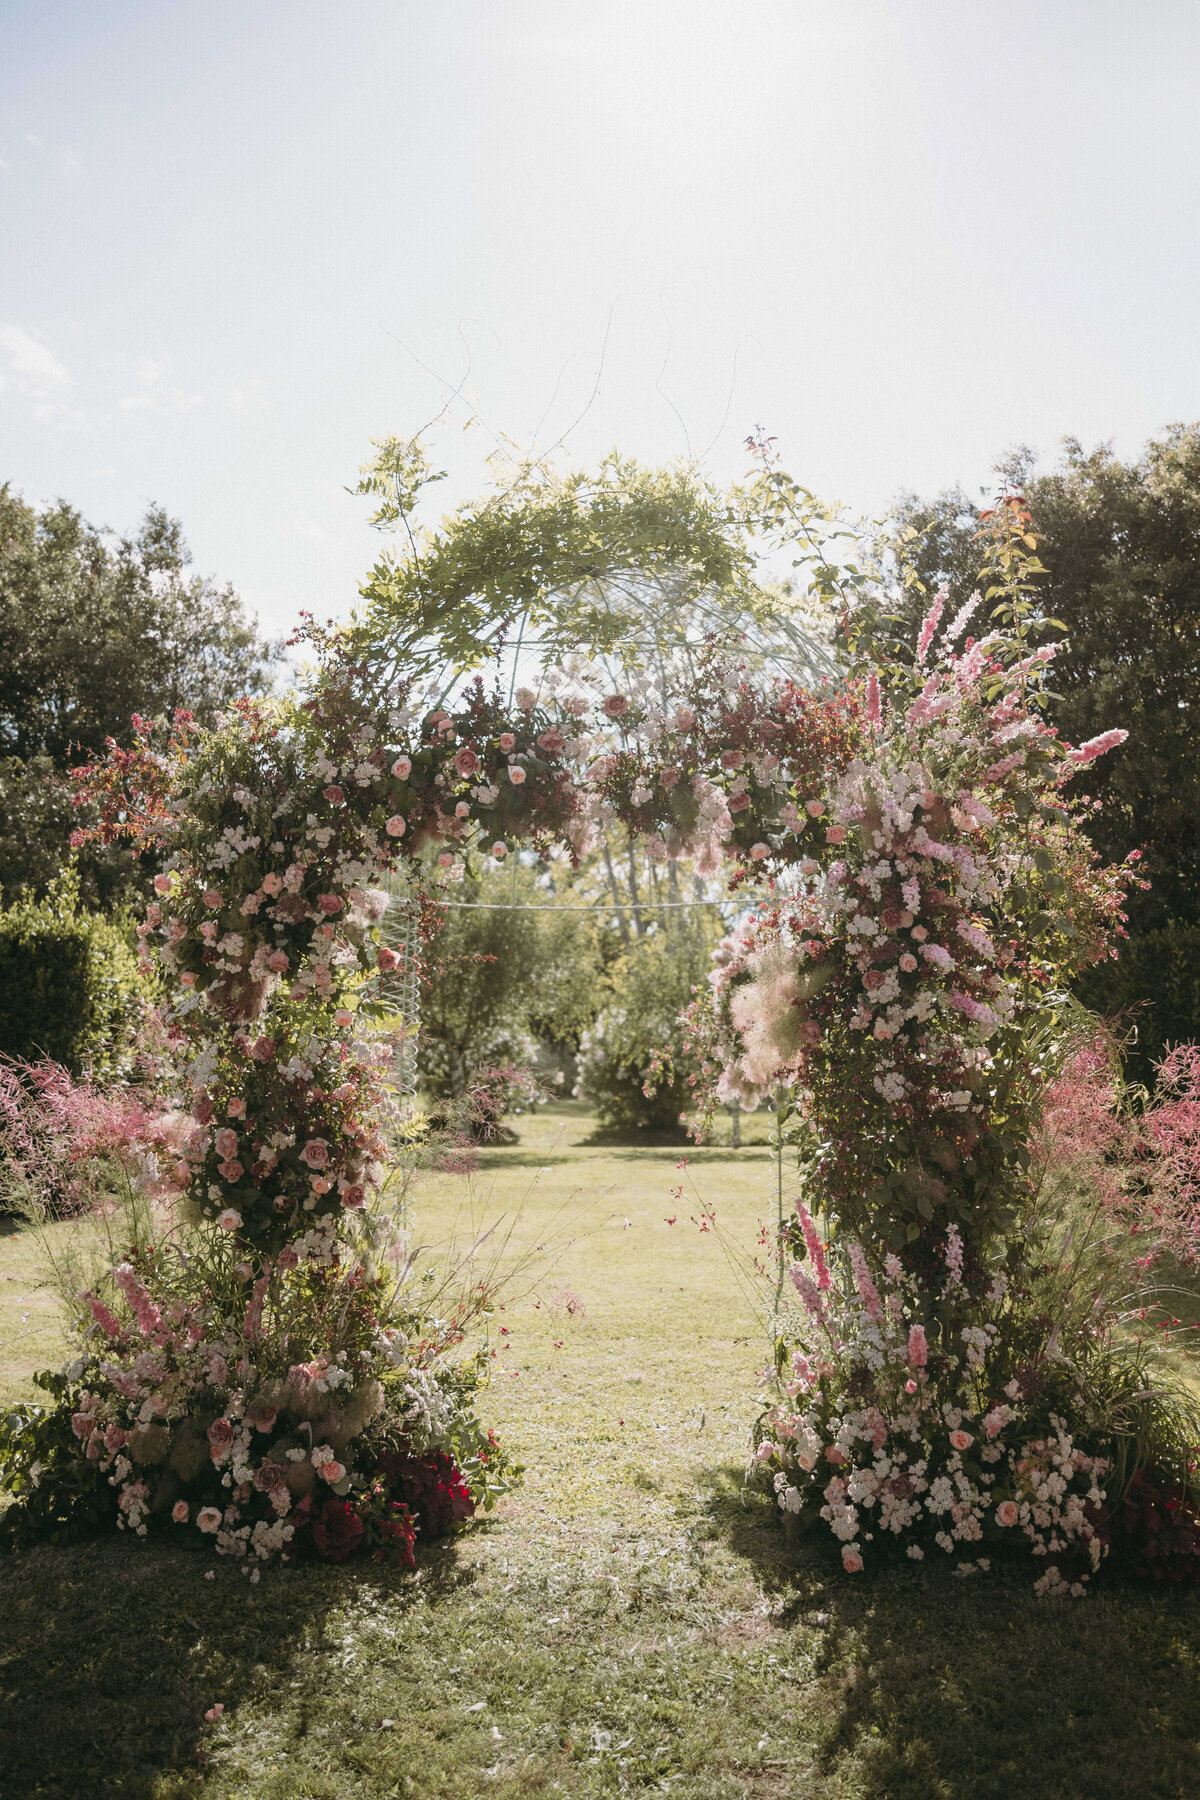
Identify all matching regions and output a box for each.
[351,443,837,686]
[1076,923,1200,1084]
[0,482,279,904]
[0,1369,117,1549]
[0,876,145,1080]
[418,861,603,1097]
[577,919,719,1134]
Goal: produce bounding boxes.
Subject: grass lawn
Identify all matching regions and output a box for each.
[2,1101,1199,1799]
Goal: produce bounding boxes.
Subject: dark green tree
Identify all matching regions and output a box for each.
[0,484,279,905]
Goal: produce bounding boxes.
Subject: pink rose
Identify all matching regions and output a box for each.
[334,1007,353,1028]
[180,972,197,988]
[316,893,343,915]
[378,947,400,973]
[385,814,407,837]
[172,1500,190,1523]
[322,785,345,805]
[153,874,172,895]
[899,953,918,972]
[910,925,928,942]
[251,1037,276,1063]
[207,1417,235,1457]
[602,694,628,718]
[227,1099,246,1118]
[499,733,516,752]
[317,1458,347,1484]
[261,871,283,896]
[214,1128,238,1160]
[826,825,847,844]
[309,1175,331,1194]
[202,888,222,909]
[391,755,412,779]
[537,728,565,754]
[217,1207,243,1230]
[841,1548,864,1574]
[805,799,824,818]
[197,1506,223,1534]
[193,1095,215,1125]
[267,950,289,972]
[301,1138,330,1169]
[219,1158,245,1182]
[245,1400,277,1433]
[862,969,885,991]
[750,842,770,861]
[996,1500,1019,1527]
[508,765,526,786]
[949,1430,973,1451]
[453,746,479,778]
[491,841,507,859]
[437,851,454,868]
[340,1184,366,1210]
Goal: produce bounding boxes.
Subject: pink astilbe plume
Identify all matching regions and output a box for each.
[907,1322,928,1367]
[865,671,881,730]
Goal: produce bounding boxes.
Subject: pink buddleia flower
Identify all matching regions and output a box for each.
[1070,729,1128,766]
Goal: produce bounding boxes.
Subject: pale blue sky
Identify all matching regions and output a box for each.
[2,1,1199,639]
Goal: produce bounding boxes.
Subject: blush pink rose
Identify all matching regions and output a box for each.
[340,1183,366,1210]
[317,1459,347,1484]
[391,755,412,779]
[214,1128,238,1160]
[322,785,345,805]
[202,888,222,909]
[841,1548,864,1573]
[499,733,516,752]
[385,814,407,837]
[251,1037,276,1063]
[602,694,628,718]
[316,893,343,915]
[491,842,507,858]
[207,1418,235,1457]
[454,746,479,778]
[172,1500,190,1523]
[267,950,289,972]
[301,1138,330,1169]
[197,1506,223,1533]
[508,766,526,786]
[217,1207,243,1231]
[996,1500,1019,1527]
[949,1430,973,1451]
[826,825,847,844]
[153,874,172,895]
[261,871,283,896]
[378,947,400,973]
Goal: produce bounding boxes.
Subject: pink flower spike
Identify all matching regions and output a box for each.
[865,670,881,729]
[907,1323,928,1367]
[1070,728,1128,766]
[915,587,947,665]
[795,1201,832,1289]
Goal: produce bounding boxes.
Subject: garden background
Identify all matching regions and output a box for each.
[4,5,1200,1797]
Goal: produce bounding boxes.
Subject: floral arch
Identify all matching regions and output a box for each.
[8,483,1157,1591]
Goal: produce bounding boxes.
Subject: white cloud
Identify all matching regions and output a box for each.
[0,322,71,396]
[224,376,269,415]
[118,356,203,416]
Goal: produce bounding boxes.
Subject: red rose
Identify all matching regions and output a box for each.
[312,1498,365,1562]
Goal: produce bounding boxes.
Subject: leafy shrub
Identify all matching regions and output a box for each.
[0,879,145,1081]
[576,922,717,1134]
[1076,924,1200,1086]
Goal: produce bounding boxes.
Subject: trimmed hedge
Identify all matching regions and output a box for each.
[0,886,145,1082]
[1076,923,1200,1084]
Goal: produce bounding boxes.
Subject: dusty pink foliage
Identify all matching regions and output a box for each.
[1033,1040,1200,1262]
[0,1058,179,1219]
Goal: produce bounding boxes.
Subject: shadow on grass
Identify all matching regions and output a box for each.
[0,1532,476,1800]
[697,1462,1200,1800]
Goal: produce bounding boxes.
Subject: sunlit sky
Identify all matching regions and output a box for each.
[3,1,1199,640]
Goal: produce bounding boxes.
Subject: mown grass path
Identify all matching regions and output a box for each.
[2,1104,1200,1798]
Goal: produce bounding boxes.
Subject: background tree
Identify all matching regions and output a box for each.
[0,484,279,906]
[416,860,603,1098]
